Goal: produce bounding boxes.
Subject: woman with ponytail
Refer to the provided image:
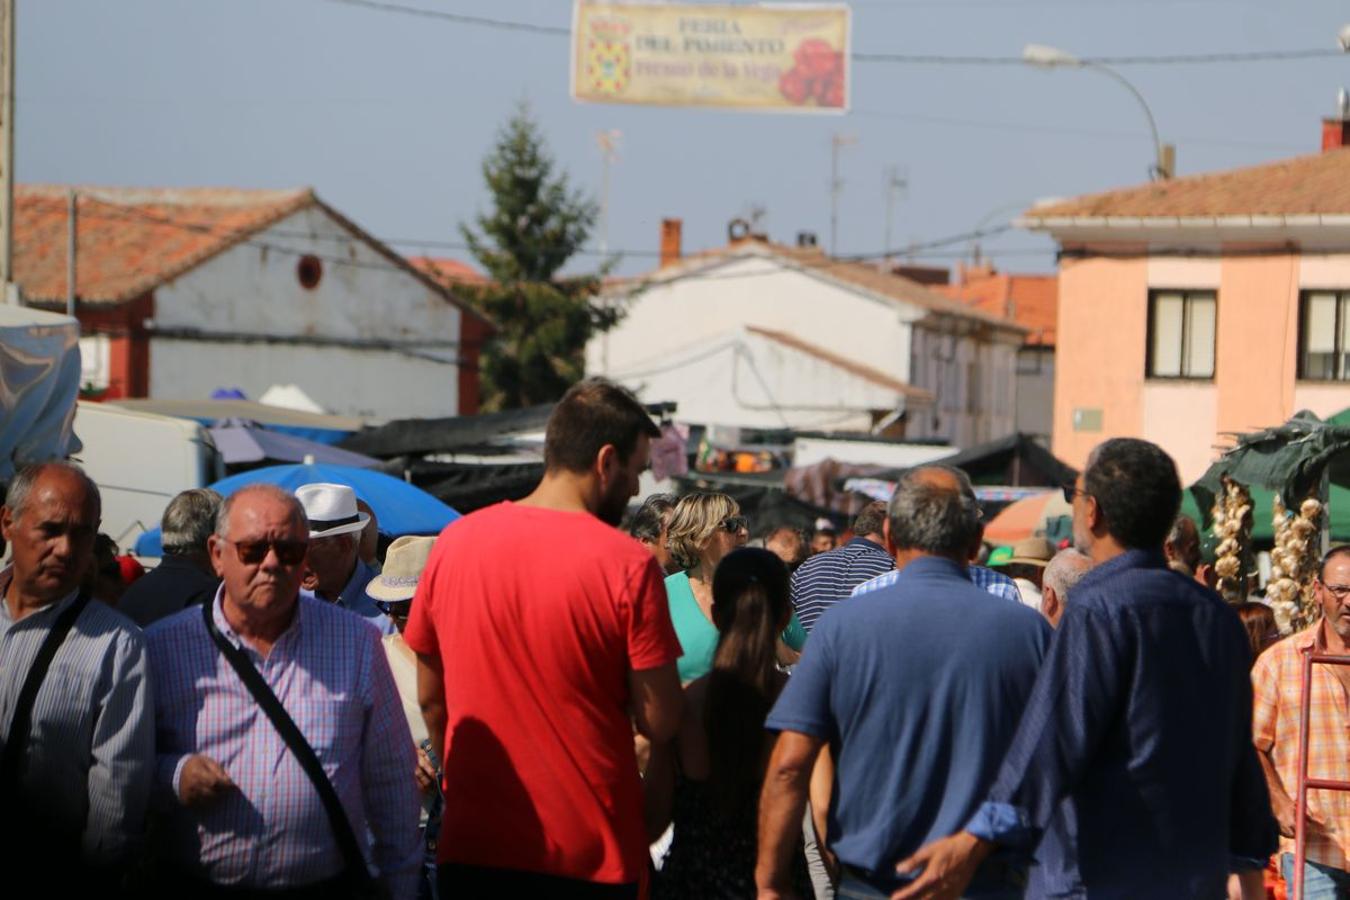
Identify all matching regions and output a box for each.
[646,547,816,899]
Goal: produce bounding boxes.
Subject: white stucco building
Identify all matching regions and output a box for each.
[587,228,1026,447]
[16,185,491,419]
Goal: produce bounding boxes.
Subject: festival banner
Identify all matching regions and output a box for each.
[571,2,851,113]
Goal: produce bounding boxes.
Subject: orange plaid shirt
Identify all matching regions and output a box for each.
[1252,624,1350,868]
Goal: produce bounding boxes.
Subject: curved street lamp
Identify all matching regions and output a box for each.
[1023,43,1174,180]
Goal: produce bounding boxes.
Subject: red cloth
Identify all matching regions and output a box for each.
[115,555,145,585]
[405,502,681,884]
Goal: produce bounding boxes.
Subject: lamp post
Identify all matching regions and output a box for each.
[1023,43,1174,180]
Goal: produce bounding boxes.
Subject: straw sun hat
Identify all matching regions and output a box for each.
[366,536,437,605]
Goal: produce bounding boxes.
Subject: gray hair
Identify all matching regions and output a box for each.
[886,465,980,559]
[1044,548,1093,600]
[3,461,100,520]
[162,488,223,555]
[215,484,306,540]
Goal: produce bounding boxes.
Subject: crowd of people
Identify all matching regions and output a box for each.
[0,376,1346,899]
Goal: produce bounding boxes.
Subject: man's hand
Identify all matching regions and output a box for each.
[178,754,236,808]
[1272,792,1329,840]
[414,746,438,795]
[890,831,992,900]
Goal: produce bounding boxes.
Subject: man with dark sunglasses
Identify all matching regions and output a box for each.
[144,483,420,896]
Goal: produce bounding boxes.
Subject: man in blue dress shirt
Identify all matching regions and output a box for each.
[891,438,1277,900]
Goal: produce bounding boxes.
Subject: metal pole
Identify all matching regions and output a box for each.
[1294,646,1314,900]
[66,188,76,317]
[1082,62,1169,179]
[0,0,15,299]
[826,136,837,256]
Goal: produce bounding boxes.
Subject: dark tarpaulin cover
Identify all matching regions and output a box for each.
[1190,410,1350,530]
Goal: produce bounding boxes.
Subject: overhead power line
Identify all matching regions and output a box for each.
[310,0,1347,67]
[69,199,1040,292]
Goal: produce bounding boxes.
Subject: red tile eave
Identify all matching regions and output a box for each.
[15,187,315,305]
[1025,147,1350,220]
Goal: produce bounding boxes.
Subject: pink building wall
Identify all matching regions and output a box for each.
[1052,249,1350,483]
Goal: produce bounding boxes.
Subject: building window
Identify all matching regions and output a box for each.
[1147,290,1216,379]
[1299,291,1350,381]
[1016,348,1044,375]
[297,255,323,290]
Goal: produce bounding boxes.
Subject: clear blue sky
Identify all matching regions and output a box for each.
[19,0,1350,276]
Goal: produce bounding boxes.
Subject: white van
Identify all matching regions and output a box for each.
[71,401,224,549]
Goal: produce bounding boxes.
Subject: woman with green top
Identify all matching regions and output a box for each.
[664,492,808,683]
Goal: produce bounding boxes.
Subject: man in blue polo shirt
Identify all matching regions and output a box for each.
[755,465,1051,899]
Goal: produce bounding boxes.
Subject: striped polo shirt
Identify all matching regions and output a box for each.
[789,536,895,633]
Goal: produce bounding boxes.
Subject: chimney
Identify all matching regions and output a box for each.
[1323,89,1350,152]
[659,218,682,267]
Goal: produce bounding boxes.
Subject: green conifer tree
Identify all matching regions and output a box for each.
[460,104,618,411]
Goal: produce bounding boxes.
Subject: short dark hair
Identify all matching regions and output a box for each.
[543,378,660,474]
[852,501,887,537]
[1321,545,1350,581]
[886,466,981,559]
[627,492,677,542]
[1083,438,1180,550]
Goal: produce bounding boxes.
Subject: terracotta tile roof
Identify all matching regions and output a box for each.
[936,269,1058,346]
[620,240,1025,335]
[1023,147,1350,220]
[14,185,493,332]
[745,325,935,401]
[17,185,314,304]
[408,256,489,288]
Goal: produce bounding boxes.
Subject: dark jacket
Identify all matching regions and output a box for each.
[118,554,219,628]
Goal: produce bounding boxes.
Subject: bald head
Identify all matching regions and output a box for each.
[1041,547,1093,627]
[886,465,981,561]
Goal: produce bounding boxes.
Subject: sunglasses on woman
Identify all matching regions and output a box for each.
[719,515,749,534]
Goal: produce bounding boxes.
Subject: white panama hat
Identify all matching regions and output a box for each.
[294,482,371,539]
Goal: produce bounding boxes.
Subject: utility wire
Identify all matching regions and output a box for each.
[69,199,1038,291]
[310,0,1347,67]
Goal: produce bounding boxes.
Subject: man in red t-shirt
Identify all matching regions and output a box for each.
[406,378,684,898]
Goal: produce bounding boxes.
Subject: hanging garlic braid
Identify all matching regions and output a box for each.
[1211,477,1252,604]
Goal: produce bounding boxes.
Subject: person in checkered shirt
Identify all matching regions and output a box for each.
[1253,545,1350,898]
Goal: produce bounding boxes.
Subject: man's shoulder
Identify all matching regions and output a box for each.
[301,592,381,639]
[75,597,145,648]
[1258,627,1314,669]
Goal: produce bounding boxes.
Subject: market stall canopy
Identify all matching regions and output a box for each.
[1190,410,1350,526]
[109,398,363,445]
[341,405,555,457]
[209,422,380,469]
[0,305,80,482]
[134,461,458,556]
[851,433,1077,490]
[984,490,1074,545]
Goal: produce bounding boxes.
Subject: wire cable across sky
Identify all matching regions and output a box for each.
[310,0,1348,67]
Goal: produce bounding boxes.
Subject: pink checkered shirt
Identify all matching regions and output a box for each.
[145,588,420,897]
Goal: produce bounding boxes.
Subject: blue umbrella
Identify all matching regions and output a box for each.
[134,462,459,557]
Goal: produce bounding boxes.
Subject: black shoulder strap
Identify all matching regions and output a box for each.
[0,590,92,793]
[201,599,373,885]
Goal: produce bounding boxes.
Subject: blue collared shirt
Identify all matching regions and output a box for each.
[852,563,1022,604]
[336,561,395,636]
[768,556,1051,889]
[965,549,1277,898]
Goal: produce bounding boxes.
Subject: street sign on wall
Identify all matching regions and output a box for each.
[571,2,850,113]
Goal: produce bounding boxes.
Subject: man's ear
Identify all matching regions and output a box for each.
[1086,495,1106,536]
[970,522,986,563]
[207,533,226,579]
[596,444,619,482]
[883,518,897,556]
[0,505,12,544]
[1041,586,1060,623]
